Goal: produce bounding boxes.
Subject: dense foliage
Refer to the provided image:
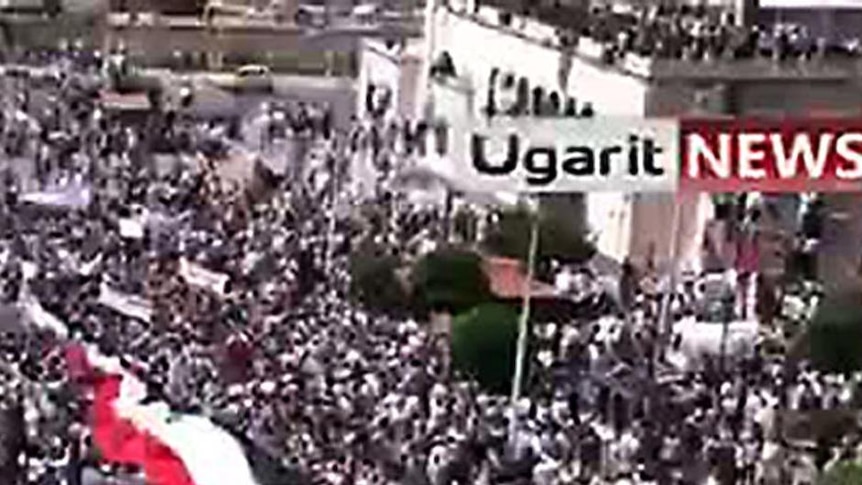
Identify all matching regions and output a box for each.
[451,303,520,395]
[820,461,862,485]
[482,204,594,279]
[412,247,492,315]
[808,291,862,375]
[349,245,408,317]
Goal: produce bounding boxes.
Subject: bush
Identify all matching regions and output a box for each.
[412,247,491,315]
[808,291,862,375]
[451,303,520,395]
[349,246,408,316]
[820,461,862,485]
[482,204,594,278]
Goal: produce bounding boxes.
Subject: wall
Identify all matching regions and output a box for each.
[433,9,650,117]
[431,8,656,264]
[356,39,424,119]
[733,81,862,116]
[627,192,713,274]
[357,40,401,118]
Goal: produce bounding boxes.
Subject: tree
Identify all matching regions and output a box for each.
[818,193,862,293]
[451,303,519,395]
[349,244,408,317]
[808,291,862,375]
[820,461,862,485]
[482,203,594,279]
[412,247,491,315]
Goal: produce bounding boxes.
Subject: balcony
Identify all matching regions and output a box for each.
[453,5,862,83]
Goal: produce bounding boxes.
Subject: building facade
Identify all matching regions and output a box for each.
[358,0,862,282]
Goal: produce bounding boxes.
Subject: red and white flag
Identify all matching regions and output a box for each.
[65,345,260,485]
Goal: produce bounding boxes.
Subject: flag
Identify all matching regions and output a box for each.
[33,298,304,485]
[68,347,261,485]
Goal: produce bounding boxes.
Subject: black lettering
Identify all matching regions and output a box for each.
[484,68,500,117]
[471,133,519,175]
[562,147,595,176]
[599,146,622,176]
[433,123,449,156]
[628,135,639,175]
[524,147,557,186]
[643,138,664,175]
[402,121,428,156]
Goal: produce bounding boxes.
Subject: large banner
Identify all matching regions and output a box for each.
[20,183,92,210]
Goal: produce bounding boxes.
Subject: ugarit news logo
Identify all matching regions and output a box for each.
[439,117,862,193]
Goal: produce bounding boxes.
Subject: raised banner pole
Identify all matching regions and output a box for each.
[508,200,540,457]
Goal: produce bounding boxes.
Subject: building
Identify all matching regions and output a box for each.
[101,0,422,72]
[358,0,862,285]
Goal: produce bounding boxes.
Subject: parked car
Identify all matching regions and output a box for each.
[225,65,274,93]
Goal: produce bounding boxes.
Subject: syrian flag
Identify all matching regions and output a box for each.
[66,345,262,485]
[24,296,304,485]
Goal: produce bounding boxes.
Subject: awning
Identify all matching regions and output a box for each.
[99,90,152,112]
[482,256,558,300]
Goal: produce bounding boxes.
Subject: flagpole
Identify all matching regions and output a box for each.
[659,195,682,343]
[325,154,340,275]
[508,201,539,456]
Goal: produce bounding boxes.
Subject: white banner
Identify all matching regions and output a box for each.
[119,218,146,240]
[21,296,68,339]
[179,259,229,296]
[98,284,153,323]
[21,184,92,209]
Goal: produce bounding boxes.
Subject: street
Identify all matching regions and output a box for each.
[156,70,357,133]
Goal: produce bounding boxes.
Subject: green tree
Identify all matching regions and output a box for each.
[808,291,862,375]
[412,247,491,315]
[349,245,408,316]
[482,204,594,278]
[451,303,519,395]
[820,461,862,485]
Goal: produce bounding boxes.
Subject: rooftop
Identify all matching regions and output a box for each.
[482,256,558,300]
[454,2,862,81]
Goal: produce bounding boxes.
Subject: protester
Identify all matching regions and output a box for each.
[0,44,856,485]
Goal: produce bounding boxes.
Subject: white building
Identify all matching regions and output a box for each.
[356,0,862,278]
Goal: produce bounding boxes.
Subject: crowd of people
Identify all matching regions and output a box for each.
[0,43,861,485]
[581,3,862,63]
[480,1,862,63]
